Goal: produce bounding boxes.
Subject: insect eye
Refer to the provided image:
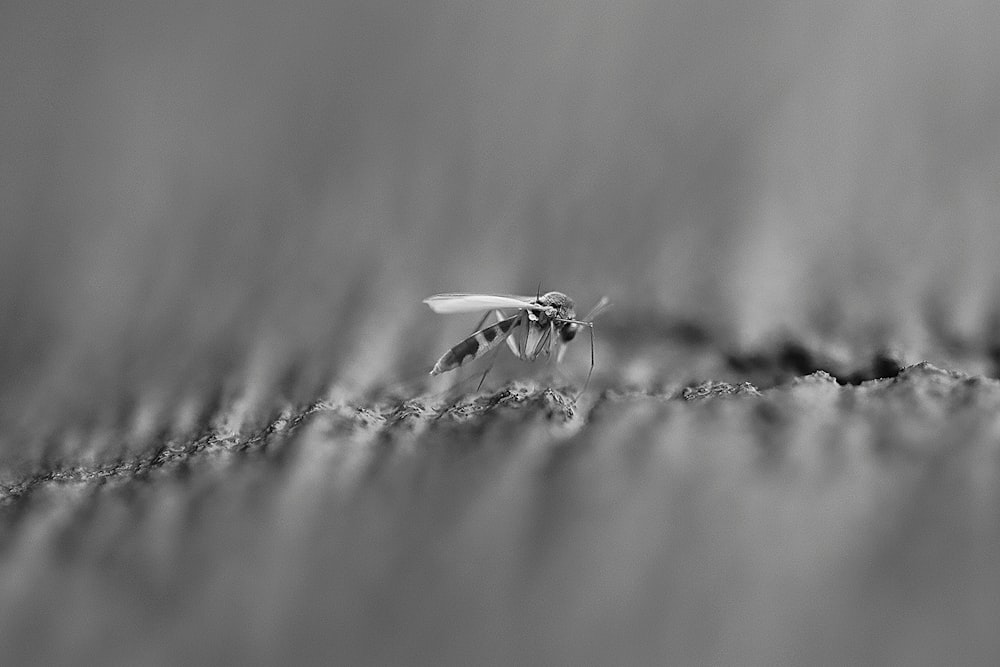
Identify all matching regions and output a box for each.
[560,323,579,342]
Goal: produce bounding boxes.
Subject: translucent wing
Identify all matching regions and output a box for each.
[423,293,541,314]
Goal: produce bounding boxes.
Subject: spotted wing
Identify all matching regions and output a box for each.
[423,293,540,315]
[430,314,523,375]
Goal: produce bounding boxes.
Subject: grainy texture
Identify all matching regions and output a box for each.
[2,342,1000,665]
[4,1,1000,665]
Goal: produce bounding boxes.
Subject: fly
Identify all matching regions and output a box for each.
[424,291,611,393]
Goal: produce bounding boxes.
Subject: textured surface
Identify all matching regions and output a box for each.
[3,341,1000,665]
[4,1,1000,664]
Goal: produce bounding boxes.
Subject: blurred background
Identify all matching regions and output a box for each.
[4,0,1000,426]
[4,1,1000,663]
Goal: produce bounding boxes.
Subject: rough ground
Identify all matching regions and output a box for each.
[2,326,1000,665]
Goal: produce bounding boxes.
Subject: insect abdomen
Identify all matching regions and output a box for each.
[430,315,520,375]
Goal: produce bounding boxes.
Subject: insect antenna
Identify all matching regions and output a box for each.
[582,296,612,322]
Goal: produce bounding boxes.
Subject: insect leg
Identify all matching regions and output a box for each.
[517,310,529,360]
[547,322,558,366]
[537,320,554,360]
[579,322,595,398]
[556,338,569,363]
[474,311,508,391]
[475,346,503,392]
[462,309,495,385]
[554,318,596,398]
[470,310,493,336]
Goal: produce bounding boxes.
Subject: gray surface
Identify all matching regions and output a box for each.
[3,362,1000,665]
[3,1,1000,664]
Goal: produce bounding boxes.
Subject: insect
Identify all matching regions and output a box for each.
[424,291,611,392]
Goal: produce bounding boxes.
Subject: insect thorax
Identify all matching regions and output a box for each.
[533,291,576,327]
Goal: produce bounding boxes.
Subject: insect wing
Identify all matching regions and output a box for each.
[424,293,540,314]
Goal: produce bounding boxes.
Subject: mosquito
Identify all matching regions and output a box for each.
[424,291,611,393]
